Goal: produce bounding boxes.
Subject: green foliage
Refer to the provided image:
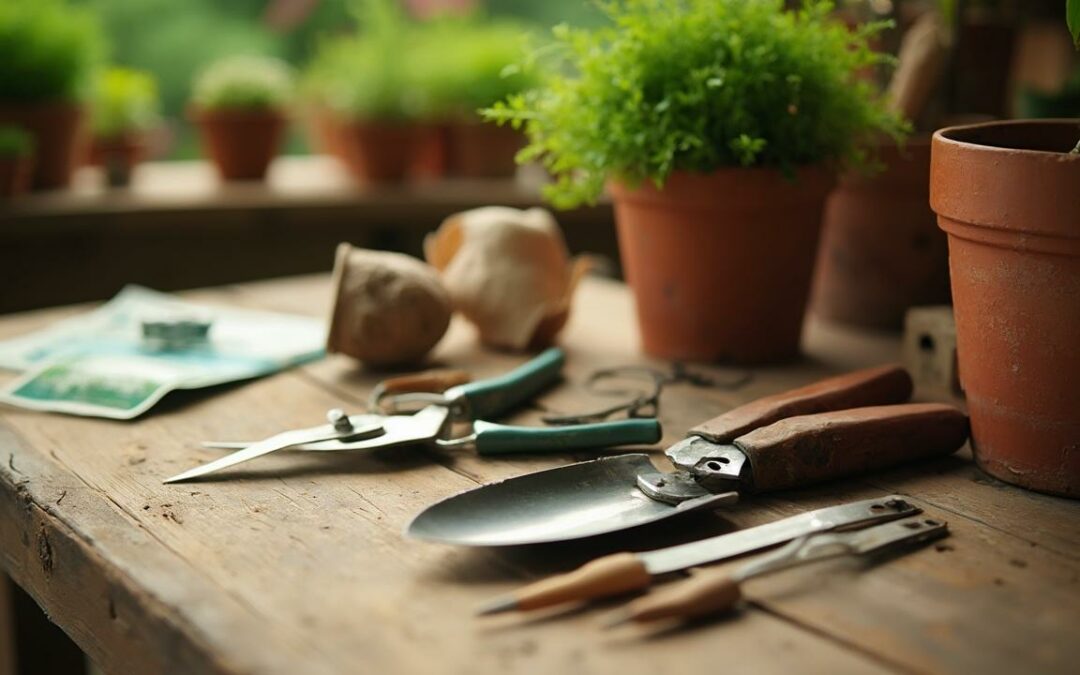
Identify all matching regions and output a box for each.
[486,0,907,208]
[408,17,540,117]
[0,125,33,157]
[192,55,295,111]
[91,67,160,138]
[304,0,537,120]
[0,0,106,102]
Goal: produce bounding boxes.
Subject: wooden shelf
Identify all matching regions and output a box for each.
[0,156,616,314]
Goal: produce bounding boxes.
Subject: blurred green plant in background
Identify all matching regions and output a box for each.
[0,0,106,102]
[91,67,160,139]
[0,125,34,157]
[192,56,296,111]
[304,0,538,121]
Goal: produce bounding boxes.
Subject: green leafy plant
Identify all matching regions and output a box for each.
[0,125,33,157]
[0,0,106,102]
[303,0,536,121]
[407,16,539,119]
[191,55,295,111]
[303,0,415,120]
[486,0,907,208]
[91,67,161,138]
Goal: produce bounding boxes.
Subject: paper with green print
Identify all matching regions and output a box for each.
[0,286,326,419]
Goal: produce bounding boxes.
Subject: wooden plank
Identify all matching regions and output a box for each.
[230,275,1080,673]
[1,275,1077,674]
[0,280,890,674]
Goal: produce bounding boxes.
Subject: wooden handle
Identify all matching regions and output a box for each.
[736,403,968,493]
[514,553,652,612]
[691,365,913,443]
[617,571,742,625]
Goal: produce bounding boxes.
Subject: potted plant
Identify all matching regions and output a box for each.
[190,55,294,182]
[0,0,104,190]
[88,67,161,188]
[486,0,904,363]
[926,5,1080,497]
[410,17,538,178]
[0,125,33,197]
[303,0,433,183]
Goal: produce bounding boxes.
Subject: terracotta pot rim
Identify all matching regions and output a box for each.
[933,118,1080,158]
[930,118,1080,242]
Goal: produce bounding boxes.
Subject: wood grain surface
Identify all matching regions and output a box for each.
[0,275,1077,675]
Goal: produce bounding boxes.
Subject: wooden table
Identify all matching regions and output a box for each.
[0,275,1077,675]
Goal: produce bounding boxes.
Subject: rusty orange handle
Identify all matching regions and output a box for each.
[735,403,968,493]
[691,364,913,443]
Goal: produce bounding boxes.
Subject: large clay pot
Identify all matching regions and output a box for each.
[610,168,834,363]
[930,119,1080,497]
[192,108,287,181]
[335,119,416,184]
[812,139,951,330]
[0,102,85,190]
[444,120,523,178]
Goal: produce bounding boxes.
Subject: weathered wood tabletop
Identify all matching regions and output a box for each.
[1,275,1077,675]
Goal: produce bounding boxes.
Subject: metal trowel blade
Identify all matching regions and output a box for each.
[406,454,738,546]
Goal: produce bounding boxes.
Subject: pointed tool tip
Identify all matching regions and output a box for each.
[475,596,518,617]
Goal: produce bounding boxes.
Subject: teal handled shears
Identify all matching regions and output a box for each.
[163,348,662,483]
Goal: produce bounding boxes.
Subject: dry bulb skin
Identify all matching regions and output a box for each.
[327,244,452,367]
[424,206,590,351]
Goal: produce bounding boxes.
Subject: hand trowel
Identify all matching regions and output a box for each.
[406,365,969,546]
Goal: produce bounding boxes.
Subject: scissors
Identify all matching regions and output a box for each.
[163,348,663,483]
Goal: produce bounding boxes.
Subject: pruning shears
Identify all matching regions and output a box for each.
[163,348,662,483]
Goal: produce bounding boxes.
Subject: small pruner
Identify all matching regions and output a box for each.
[162,409,385,483]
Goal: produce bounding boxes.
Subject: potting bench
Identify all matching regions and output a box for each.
[0,274,1077,675]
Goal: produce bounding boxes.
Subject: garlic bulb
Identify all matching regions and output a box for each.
[425,207,589,351]
[327,244,452,366]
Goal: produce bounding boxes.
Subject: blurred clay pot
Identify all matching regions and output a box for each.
[409,123,449,181]
[89,133,147,188]
[610,168,834,363]
[334,119,416,184]
[0,155,33,197]
[444,120,523,178]
[930,119,1080,497]
[0,101,85,190]
[812,138,951,330]
[192,108,287,182]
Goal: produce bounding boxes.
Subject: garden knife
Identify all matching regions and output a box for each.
[605,516,949,626]
[476,495,920,615]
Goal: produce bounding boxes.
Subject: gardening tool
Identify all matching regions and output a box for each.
[476,495,920,616]
[163,348,662,483]
[605,516,949,627]
[407,364,969,545]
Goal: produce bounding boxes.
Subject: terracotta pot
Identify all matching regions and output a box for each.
[444,121,523,178]
[0,155,33,197]
[89,133,147,188]
[930,119,1080,497]
[409,123,449,180]
[192,108,287,182]
[334,119,417,184]
[0,101,85,190]
[610,168,835,363]
[811,138,951,330]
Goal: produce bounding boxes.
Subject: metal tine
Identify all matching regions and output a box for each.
[732,531,860,583]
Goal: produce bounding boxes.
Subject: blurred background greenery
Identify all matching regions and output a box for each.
[69,0,604,158]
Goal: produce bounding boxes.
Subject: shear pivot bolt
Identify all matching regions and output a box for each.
[327,409,354,433]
